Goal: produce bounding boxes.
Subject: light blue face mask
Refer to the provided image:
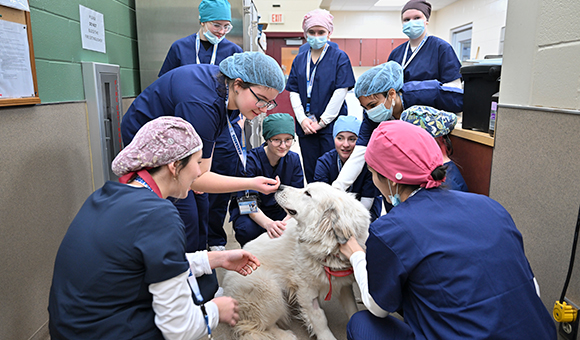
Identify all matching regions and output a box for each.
[388,181,401,207]
[307,35,327,50]
[403,20,425,40]
[366,98,395,123]
[203,29,225,45]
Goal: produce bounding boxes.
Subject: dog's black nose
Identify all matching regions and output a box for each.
[277,184,287,192]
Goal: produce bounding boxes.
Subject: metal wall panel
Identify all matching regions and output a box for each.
[135,0,248,90]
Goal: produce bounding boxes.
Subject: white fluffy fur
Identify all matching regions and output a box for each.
[222,182,370,340]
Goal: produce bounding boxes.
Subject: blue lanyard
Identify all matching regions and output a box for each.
[187,269,212,338]
[402,35,428,70]
[195,33,218,65]
[227,115,247,172]
[306,43,329,99]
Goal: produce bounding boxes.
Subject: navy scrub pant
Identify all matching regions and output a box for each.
[232,207,287,247]
[347,310,414,340]
[298,133,335,184]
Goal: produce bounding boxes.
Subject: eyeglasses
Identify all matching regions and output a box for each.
[269,138,294,147]
[249,87,278,110]
[209,21,233,34]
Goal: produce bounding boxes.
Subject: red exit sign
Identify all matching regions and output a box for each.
[270,13,284,24]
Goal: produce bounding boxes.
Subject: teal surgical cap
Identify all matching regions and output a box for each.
[199,0,231,23]
[354,61,404,98]
[262,113,295,141]
[333,115,362,139]
[220,52,286,93]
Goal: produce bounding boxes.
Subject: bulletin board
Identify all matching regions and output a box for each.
[0,2,40,107]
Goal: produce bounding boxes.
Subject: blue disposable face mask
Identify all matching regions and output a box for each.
[307,35,327,50]
[366,98,395,123]
[203,29,225,45]
[388,181,401,207]
[403,19,425,40]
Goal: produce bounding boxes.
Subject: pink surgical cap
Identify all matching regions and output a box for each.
[302,9,334,35]
[112,116,202,176]
[365,120,444,189]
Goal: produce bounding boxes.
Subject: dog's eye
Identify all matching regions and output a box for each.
[304,191,311,197]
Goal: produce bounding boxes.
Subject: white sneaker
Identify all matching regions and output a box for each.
[209,245,226,252]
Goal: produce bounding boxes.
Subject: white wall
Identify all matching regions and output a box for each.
[330,11,405,39]
[255,0,507,62]
[253,0,321,32]
[431,0,508,59]
[500,0,580,109]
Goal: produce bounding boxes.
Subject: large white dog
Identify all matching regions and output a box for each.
[222,182,370,340]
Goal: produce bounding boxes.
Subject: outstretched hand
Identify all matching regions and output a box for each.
[217,249,260,276]
[252,175,280,195]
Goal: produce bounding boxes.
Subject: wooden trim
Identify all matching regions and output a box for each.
[0,3,41,107]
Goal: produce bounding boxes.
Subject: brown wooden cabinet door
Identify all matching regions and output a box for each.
[361,39,378,66]
[344,39,361,67]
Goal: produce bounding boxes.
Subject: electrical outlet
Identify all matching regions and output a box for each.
[559,298,579,340]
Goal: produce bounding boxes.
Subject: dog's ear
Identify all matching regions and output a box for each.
[317,203,350,245]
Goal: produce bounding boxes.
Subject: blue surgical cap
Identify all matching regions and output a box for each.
[354,61,404,98]
[333,115,362,139]
[400,106,457,137]
[199,0,231,23]
[219,52,286,93]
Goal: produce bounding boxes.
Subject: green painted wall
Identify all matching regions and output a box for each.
[29,0,139,103]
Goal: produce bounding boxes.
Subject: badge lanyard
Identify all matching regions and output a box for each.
[401,35,428,70]
[227,115,247,172]
[195,33,218,65]
[305,43,329,114]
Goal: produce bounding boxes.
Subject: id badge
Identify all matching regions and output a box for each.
[237,194,258,215]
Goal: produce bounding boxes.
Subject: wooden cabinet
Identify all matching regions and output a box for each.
[334,38,408,67]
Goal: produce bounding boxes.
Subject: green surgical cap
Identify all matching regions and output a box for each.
[354,61,404,98]
[220,52,286,93]
[199,0,231,23]
[262,113,295,141]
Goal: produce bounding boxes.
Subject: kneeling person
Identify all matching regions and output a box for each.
[230,113,304,247]
[314,116,385,221]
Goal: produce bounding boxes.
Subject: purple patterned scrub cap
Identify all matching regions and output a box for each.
[112,116,203,176]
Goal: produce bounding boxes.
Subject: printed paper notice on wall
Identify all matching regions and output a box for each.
[79,5,106,53]
[0,20,34,99]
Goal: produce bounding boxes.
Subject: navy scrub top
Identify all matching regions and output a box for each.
[48,182,188,340]
[285,43,356,137]
[230,145,304,220]
[366,188,556,340]
[121,64,230,159]
[159,34,243,77]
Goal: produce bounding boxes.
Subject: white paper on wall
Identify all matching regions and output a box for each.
[0,0,30,12]
[0,20,34,99]
[79,5,106,54]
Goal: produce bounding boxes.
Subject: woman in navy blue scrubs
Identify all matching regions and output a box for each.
[121,52,285,301]
[229,113,304,247]
[313,115,384,221]
[388,0,463,113]
[158,0,243,77]
[286,9,355,184]
[339,121,556,340]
